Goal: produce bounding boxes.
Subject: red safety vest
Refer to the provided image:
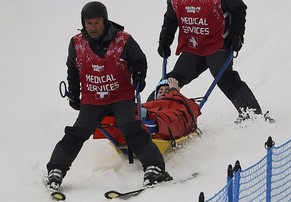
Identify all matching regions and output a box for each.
[172,0,225,56]
[73,32,134,105]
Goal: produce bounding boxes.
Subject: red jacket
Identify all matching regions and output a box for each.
[93,90,201,143]
[142,90,201,140]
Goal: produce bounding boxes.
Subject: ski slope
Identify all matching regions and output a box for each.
[0,0,290,201]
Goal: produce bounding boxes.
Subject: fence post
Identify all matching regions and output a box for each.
[227,164,233,202]
[265,136,275,202]
[233,160,241,202]
[199,192,205,202]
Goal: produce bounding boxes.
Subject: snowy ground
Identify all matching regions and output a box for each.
[0,0,290,201]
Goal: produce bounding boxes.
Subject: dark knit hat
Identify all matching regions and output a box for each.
[81,1,108,27]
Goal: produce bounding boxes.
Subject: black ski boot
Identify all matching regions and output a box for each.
[143,166,172,187]
[45,169,63,192]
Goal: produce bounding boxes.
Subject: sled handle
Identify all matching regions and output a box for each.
[162,54,167,79]
[59,81,75,102]
[135,82,142,121]
[198,50,234,110]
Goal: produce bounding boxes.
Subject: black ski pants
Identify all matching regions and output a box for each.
[47,100,165,176]
[166,49,262,114]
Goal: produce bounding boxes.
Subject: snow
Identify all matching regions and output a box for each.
[0,0,290,201]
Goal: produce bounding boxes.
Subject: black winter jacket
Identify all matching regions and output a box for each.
[66,21,148,94]
[159,0,247,48]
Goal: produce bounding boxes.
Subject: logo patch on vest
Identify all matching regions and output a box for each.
[95,92,110,100]
[185,6,201,14]
[188,36,199,49]
[92,64,104,72]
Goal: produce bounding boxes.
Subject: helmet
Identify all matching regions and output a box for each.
[81,1,108,27]
[154,79,169,100]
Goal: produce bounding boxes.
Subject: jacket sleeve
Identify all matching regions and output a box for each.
[223,0,247,36]
[159,0,178,46]
[66,38,80,94]
[121,36,148,80]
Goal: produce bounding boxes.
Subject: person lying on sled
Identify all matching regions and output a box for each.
[94,77,201,144]
[156,77,180,99]
[139,77,180,133]
[141,77,201,140]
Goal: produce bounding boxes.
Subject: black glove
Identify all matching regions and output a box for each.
[68,92,80,110]
[158,40,171,58]
[133,72,146,93]
[231,34,244,52]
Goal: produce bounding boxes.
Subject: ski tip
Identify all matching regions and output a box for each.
[51,192,66,201]
[104,190,121,199]
[191,172,199,177]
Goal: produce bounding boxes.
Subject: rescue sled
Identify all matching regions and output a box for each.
[93,90,202,157]
[93,116,201,156]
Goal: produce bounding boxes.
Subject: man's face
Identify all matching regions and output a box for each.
[84,17,105,39]
[157,85,170,99]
